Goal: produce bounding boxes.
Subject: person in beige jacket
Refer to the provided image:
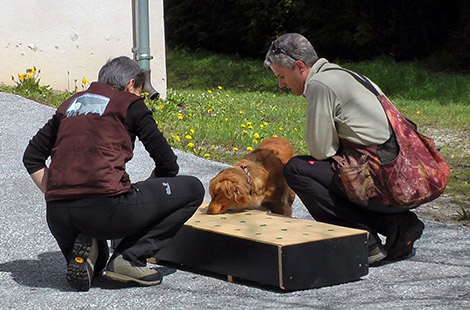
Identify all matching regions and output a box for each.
[264,33,425,265]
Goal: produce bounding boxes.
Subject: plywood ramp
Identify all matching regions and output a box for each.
[186,201,366,245]
[156,201,369,290]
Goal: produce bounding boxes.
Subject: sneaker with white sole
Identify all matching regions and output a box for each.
[66,233,98,291]
[105,254,162,286]
[368,244,387,265]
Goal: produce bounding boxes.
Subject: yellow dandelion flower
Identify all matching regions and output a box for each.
[217,85,223,90]
[246,146,253,151]
[263,121,269,126]
[242,130,248,135]
[233,147,239,151]
[240,124,246,128]
[204,153,211,158]
[18,73,26,80]
[208,90,213,94]
[248,125,253,129]
[82,77,88,85]
[259,110,265,115]
[175,135,181,142]
[185,135,192,140]
[177,113,183,120]
[260,124,264,128]
[160,104,165,110]
[224,117,229,121]
[155,120,159,125]
[190,128,195,134]
[27,73,33,79]
[273,134,278,138]
[246,121,252,126]
[253,139,259,145]
[210,145,216,151]
[239,110,244,115]
[253,133,260,139]
[279,127,284,131]
[188,142,195,148]
[294,127,298,132]
[416,110,421,114]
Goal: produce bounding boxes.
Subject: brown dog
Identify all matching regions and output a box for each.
[207,137,295,216]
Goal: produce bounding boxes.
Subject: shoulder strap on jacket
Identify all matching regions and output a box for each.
[323,67,417,130]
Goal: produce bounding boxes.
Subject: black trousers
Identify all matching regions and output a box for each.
[47,175,204,265]
[284,156,408,248]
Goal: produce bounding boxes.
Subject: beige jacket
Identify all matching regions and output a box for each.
[303,58,392,160]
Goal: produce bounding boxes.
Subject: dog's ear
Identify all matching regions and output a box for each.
[233,186,249,205]
[251,166,268,194]
[220,180,250,205]
[220,180,236,199]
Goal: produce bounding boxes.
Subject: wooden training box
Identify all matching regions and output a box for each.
[155,202,369,291]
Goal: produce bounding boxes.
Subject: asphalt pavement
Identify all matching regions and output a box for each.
[0,92,469,309]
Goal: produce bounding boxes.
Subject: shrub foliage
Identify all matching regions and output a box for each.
[164,0,470,71]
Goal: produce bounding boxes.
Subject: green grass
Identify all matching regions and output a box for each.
[1,48,469,212]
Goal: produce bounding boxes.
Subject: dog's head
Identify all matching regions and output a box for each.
[207,168,252,214]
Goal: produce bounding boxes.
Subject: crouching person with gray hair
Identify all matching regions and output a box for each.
[264,33,448,265]
[23,56,204,291]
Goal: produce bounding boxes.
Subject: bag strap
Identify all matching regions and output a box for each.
[323,67,417,130]
[323,67,381,96]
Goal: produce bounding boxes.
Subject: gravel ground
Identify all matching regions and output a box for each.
[1,92,469,310]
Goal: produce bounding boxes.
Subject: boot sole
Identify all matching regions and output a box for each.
[105,271,162,286]
[66,234,93,291]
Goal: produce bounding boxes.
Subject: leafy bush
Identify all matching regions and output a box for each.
[164,0,468,70]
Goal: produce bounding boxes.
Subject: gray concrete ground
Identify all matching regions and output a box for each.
[0,92,469,310]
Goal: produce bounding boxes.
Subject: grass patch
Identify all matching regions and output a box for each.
[453,205,470,221]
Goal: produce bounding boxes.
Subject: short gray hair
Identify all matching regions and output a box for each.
[98,56,145,90]
[264,33,318,69]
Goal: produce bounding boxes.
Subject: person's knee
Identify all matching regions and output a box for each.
[283,156,303,185]
[184,175,205,206]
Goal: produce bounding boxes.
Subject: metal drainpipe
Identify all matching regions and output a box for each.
[132,0,159,100]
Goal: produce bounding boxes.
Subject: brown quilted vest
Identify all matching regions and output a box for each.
[46,82,139,201]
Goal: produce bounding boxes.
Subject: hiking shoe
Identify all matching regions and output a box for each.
[66,233,99,291]
[105,254,162,286]
[94,240,109,277]
[385,212,425,260]
[368,244,387,265]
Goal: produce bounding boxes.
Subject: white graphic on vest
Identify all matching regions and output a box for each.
[162,182,172,195]
[65,93,110,117]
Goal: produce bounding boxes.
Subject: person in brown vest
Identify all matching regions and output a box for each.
[23,56,204,291]
[263,33,448,265]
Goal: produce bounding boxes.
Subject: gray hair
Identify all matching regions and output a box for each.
[98,56,145,90]
[264,33,318,69]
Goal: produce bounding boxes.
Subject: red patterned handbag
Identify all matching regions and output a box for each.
[326,68,450,208]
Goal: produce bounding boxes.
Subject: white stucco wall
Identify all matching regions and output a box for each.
[0,0,167,98]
